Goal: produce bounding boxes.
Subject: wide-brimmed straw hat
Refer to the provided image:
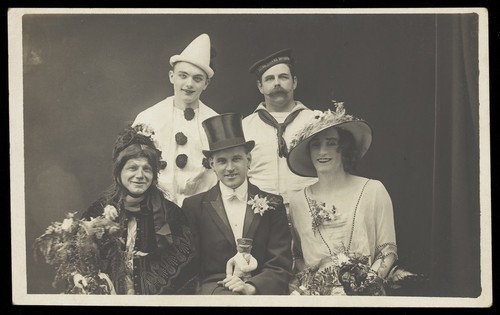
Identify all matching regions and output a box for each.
[287,102,372,177]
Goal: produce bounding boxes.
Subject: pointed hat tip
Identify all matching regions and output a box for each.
[169,33,214,78]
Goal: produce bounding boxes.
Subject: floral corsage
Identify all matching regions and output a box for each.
[304,189,337,234]
[247,194,280,216]
[307,199,337,234]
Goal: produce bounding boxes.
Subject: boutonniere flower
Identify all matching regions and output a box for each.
[247,194,280,216]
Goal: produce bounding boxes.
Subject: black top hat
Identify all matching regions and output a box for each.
[202,113,255,157]
[248,48,294,78]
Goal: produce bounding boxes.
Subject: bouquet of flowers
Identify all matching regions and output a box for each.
[290,264,340,295]
[291,250,426,296]
[338,254,428,296]
[337,253,385,296]
[33,211,128,294]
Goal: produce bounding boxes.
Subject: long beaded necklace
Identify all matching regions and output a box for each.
[304,179,371,258]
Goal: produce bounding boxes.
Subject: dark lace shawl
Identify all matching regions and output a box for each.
[82,189,198,294]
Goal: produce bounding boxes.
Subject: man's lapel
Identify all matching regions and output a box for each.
[204,184,236,248]
[243,183,263,239]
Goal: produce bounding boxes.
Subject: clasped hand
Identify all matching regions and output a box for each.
[217,275,256,295]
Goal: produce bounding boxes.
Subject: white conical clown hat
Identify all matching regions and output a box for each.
[169,33,214,79]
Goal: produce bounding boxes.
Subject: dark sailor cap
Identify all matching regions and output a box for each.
[248,48,294,77]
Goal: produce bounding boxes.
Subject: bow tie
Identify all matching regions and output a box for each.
[222,191,246,202]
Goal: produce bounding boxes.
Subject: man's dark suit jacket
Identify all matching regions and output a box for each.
[182,181,293,295]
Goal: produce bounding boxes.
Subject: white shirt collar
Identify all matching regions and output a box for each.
[219,179,248,202]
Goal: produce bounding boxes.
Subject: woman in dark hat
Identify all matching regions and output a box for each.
[287,103,397,295]
[79,124,198,294]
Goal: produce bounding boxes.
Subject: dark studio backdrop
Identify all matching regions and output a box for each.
[21,13,482,298]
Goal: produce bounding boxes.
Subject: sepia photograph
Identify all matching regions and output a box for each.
[9,8,491,307]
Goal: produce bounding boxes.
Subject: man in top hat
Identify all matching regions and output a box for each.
[182,113,292,295]
[133,34,218,206]
[242,49,317,209]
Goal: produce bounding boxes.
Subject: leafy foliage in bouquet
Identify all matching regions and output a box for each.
[33,211,128,294]
[337,253,428,296]
[292,264,339,295]
[337,253,385,296]
[291,248,427,296]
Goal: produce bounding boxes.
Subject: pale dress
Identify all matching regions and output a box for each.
[289,177,397,294]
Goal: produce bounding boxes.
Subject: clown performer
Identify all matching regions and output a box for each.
[133,34,218,206]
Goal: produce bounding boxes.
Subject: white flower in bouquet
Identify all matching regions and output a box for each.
[103,205,118,221]
[60,212,77,232]
[337,252,351,265]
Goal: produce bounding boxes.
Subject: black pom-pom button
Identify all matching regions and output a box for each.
[176,154,188,169]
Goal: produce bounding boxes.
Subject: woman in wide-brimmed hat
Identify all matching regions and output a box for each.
[77,124,198,294]
[286,103,398,295]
